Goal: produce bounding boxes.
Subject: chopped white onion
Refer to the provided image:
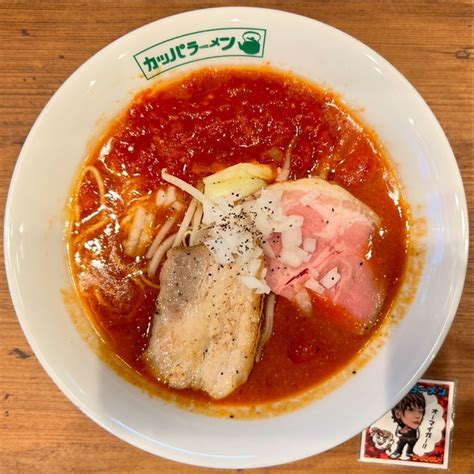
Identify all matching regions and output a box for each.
[240,275,270,294]
[281,226,302,248]
[260,187,283,205]
[320,267,341,289]
[253,211,274,237]
[202,189,277,265]
[273,215,304,233]
[204,236,233,264]
[304,278,325,295]
[247,258,261,276]
[202,201,225,225]
[279,247,308,268]
[262,241,276,259]
[303,238,317,253]
[244,188,284,236]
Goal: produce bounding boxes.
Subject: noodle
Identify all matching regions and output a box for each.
[109,247,134,273]
[190,227,209,245]
[83,166,105,205]
[74,165,106,221]
[146,217,176,258]
[74,203,80,222]
[95,282,145,316]
[72,217,111,247]
[147,232,177,277]
[120,212,134,229]
[93,288,115,311]
[139,273,161,290]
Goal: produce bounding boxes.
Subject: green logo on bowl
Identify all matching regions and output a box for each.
[134,28,267,80]
[238,31,262,55]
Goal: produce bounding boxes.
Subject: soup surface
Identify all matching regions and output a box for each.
[68,67,407,405]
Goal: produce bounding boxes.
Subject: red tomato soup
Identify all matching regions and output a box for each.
[68,67,408,405]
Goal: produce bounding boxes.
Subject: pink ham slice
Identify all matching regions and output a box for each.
[264,178,385,331]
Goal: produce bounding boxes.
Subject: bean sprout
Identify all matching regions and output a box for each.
[162,169,210,205]
[189,203,203,246]
[275,135,297,182]
[173,198,197,247]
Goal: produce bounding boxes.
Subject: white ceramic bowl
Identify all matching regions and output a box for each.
[4,7,468,468]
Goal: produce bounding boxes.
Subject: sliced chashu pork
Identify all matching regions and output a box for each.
[145,244,263,399]
[265,178,384,330]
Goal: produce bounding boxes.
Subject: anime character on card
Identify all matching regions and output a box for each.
[360,380,454,469]
[390,392,425,458]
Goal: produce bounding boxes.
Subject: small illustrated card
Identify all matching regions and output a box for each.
[359,379,455,469]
